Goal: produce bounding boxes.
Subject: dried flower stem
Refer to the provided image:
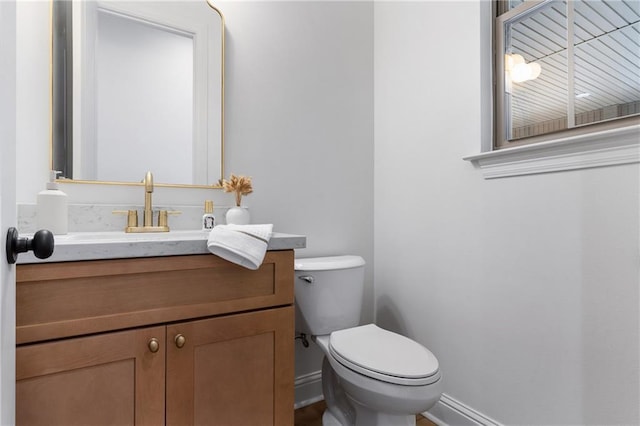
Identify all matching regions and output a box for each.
[222,174,253,207]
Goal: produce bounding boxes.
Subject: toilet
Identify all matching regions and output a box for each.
[295,255,442,426]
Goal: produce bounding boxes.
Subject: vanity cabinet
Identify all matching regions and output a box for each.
[16,251,295,426]
[17,325,166,425]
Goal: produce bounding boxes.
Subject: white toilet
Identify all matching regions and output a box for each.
[295,255,442,426]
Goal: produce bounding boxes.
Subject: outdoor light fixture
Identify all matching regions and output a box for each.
[505,53,542,83]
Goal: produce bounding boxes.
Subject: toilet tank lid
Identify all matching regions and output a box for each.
[295,255,365,271]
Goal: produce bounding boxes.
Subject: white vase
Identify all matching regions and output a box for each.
[226,206,250,225]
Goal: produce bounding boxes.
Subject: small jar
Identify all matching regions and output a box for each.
[202,200,215,230]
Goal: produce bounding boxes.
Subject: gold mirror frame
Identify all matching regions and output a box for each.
[49,0,225,189]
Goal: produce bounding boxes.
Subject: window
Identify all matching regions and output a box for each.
[495,0,639,149]
[464,0,639,179]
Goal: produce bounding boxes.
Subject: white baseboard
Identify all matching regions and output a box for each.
[294,370,323,409]
[294,374,501,426]
[423,393,503,426]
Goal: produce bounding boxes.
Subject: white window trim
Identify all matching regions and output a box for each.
[463,124,639,179]
[464,1,639,180]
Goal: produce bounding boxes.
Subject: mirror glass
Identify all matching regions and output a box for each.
[52,0,224,187]
[499,0,639,144]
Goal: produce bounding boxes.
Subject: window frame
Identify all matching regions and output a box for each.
[464,0,640,179]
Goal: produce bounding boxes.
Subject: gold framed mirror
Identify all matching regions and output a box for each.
[51,0,224,188]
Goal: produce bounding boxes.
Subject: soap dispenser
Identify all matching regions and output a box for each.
[202,200,215,230]
[37,170,68,235]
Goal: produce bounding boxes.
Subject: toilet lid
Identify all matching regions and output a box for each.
[329,324,440,386]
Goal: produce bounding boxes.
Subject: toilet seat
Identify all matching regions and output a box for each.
[328,324,440,386]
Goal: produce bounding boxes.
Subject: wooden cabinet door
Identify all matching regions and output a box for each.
[166,307,294,426]
[16,326,165,426]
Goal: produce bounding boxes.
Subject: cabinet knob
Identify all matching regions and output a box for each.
[148,338,160,353]
[174,334,186,348]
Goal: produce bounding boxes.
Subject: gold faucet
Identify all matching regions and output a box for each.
[113,171,180,233]
[143,171,154,227]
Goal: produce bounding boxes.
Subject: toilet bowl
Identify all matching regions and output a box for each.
[295,256,442,426]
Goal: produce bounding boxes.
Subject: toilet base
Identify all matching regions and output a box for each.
[347,400,416,426]
[320,355,420,426]
[322,410,342,426]
[322,406,416,426]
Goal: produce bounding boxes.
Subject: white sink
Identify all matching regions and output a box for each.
[57,230,209,244]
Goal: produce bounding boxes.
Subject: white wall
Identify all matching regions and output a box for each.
[16,0,374,399]
[374,2,639,425]
[0,1,17,423]
[18,1,639,423]
[216,0,374,387]
[16,1,49,206]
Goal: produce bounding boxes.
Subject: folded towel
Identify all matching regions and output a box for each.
[207,224,273,270]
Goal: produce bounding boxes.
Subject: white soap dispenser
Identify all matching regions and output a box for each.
[37,170,68,235]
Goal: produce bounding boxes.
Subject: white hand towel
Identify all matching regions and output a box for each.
[207,224,273,270]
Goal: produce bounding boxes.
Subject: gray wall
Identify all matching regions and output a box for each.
[374,2,639,425]
[217,0,374,387]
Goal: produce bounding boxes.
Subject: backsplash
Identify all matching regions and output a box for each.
[18,203,236,233]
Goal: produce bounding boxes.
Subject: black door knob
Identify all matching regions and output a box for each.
[6,228,54,264]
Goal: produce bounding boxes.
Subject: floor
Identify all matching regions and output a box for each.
[294,400,437,426]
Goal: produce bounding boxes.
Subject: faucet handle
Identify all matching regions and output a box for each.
[158,210,181,228]
[113,210,138,228]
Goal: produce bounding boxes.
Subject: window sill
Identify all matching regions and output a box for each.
[463,125,640,179]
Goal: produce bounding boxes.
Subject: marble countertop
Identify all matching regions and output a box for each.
[17,230,306,264]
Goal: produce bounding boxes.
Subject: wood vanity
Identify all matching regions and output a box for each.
[16,250,295,425]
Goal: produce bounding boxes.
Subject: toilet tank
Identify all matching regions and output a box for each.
[294,255,366,336]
